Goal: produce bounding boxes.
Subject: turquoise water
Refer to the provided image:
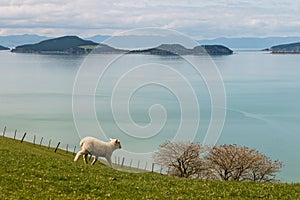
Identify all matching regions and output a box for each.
[0,50,299,182]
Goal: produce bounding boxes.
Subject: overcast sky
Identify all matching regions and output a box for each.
[0,0,299,39]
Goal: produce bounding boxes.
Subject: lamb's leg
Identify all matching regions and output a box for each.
[83,153,89,164]
[91,157,98,165]
[74,149,88,163]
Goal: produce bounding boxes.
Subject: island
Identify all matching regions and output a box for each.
[0,45,9,50]
[129,44,233,55]
[11,36,99,54]
[270,42,300,54]
[11,35,233,55]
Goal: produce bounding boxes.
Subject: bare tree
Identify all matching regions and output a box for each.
[206,144,283,182]
[245,154,283,183]
[154,142,282,182]
[206,144,240,181]
[153,141,206,178]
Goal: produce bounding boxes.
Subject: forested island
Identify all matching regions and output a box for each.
[11,36,98,54]
[0,45,9,50]
[129,44,233,55]
[270,42,300,53]
[11,35,233,55]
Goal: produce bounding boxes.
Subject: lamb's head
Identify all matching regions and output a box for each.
[110,138,122,149]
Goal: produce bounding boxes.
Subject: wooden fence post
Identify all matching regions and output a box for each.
[121,157,125,168]
[73,146,76,155]
[48,139,51,149]
[66,144,68,153]
[33,135,36,145]
[3,126,6,137]
[151,163,155,172]
[20,132,27,143]
[39,137,43,146]
[129,159,133,168]
[14,130,17,140]
[137,160,140,169]
[54,142,60,153]
[144,162,148,170]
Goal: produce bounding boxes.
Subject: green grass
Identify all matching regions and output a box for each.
[0,136,299,199]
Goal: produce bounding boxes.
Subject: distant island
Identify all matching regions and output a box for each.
[0,45,9,50]
[11,35,233,55]
[199,36,300,49]
[270,42,300,54]
[11,36,98,54]
[129,44,233,55]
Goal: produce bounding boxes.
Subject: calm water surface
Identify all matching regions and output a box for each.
[0,50,299,182]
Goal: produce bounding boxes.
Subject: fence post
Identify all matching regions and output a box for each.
[137,160,140,169]
[66,144,68,153]
[144,162,148,170]
[160,166,163,174]
[152,163,155,172]
[54,142,60,153]
[73,146,76,155]
[39,137,43,146]
[14,130,17,140]
[3,126,6,137]
[20,132,27,143]
[33,135,36,145]
[121,157,125,168]
[48,139,51,149]
[129,159,133,168]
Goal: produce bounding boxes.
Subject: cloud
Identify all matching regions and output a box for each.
[0,0,299,38]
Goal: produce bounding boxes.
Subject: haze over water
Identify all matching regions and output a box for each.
[0,50,299,182]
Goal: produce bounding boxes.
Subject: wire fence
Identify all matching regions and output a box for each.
[1,126,165,174]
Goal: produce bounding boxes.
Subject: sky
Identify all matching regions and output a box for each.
[0,0,300,39]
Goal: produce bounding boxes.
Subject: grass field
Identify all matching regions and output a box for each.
[0,136,299,199]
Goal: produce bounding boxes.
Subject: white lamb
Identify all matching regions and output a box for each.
[74,137,121,167]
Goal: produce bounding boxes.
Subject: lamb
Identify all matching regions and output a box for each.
[74,137,121,167]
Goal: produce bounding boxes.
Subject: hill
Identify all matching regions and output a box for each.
[11,36,98,54]
[10,36,233,55]
[270,42,300,53]
[199,37,300,49]
[201,45,233,55]
[1,136,299,199]
[0,45,9,50]
[129,44,233,55]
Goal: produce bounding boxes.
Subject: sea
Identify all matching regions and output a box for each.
[0,50,299,183]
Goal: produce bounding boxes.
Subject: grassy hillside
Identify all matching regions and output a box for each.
[0,136,299,199]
